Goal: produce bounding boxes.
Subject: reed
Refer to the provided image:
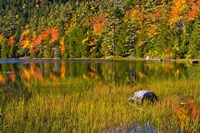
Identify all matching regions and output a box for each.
[1,77,200,132]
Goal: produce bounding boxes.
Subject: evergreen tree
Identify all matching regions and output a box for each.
[115,22,131,57]
[1,38,8,58]
[81,35,90,58]
[44,41,52,58]
[44,35,52,58]
[68,40,76,58]
[0,0,200,59]
[174,30,188,58]
[101,2,125,57]
[188,19,200,58]
[38,47,44,58]
[38,41,44,58]
[66,26,86,58]
[62,35,69,58]
[8,45,15,58]
[53,41,61,58]
[154,21,175,58]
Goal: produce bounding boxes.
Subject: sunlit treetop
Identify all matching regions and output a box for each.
[184,0,200,22]
[8,36,14,46]
[21,37,30,48]
[124,7,145,22]
[31,27,60,47]
[0,34,4,42]
[168,0,188,26]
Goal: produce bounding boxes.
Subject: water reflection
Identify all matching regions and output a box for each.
[104,121,158,133]
[0,60,193,87]
[0,59,197,100]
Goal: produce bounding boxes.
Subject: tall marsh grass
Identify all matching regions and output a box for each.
[1,77,200,132]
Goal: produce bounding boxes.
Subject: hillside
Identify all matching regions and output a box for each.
[0,0,200,59]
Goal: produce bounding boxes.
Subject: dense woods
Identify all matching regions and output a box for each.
[0,0,200,59]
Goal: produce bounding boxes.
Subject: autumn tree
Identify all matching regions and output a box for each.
[1,0,200,59]
[184,0,200,22]
[84,12,106,58]
[168,0,187,27]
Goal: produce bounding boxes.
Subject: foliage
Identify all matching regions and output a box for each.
[188,19,200,58]
[1,38,8,58]
[0,0,200,59]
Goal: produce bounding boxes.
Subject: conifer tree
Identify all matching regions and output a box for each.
[0,0,200,59]
[44,35,52,58]
[177,31,189,58]
[44,39,52,58]
[62,35,69,58]
[1,38,8,58]
[188,19,200,58]
[38,41,44,58]
[53,40,61,58]
[101,2,124,57]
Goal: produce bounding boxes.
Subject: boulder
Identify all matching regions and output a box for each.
[190,60,200,65]
[129,90,158,104]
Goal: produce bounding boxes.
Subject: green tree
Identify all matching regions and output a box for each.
[188,19,200,58]
[1,38,8,58]
[65,26,87,58]
[44,41,52,58]
[44,35,52,58]
[101,1,125,57]
[53,41,61,58]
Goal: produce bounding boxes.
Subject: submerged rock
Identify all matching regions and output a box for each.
[129,90,158,104]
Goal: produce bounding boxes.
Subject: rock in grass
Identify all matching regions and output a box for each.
[190,60,200,65]
[0,114,4,118]
[129,90,158,104]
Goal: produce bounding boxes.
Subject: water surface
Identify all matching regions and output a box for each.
[0,59,196,88]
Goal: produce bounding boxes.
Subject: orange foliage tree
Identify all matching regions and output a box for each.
[0,34,4,42]
[8,36,15,45]
[30,27,60,55]
[185,0,200,22]
[86,13,107,36]
[31,27,60,46]
[168,0,188,26]
[124,7,145,27]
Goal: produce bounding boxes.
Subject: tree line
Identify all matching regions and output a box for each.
[0,0,200,59]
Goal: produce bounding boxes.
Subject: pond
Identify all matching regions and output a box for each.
[0,59,195,88]
[0,59,199,132]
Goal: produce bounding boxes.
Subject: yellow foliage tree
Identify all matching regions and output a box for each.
[0,34,4,42]
[168,0,188,26]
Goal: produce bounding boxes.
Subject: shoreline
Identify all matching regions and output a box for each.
[0,57,199,64]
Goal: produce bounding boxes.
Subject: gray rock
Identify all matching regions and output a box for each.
[0,114,4,119]
[190,60,200,65]
[129,90,158,104]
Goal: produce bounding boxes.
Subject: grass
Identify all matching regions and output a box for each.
[0,77,200,133]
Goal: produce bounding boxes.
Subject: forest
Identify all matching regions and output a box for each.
[0,0,200,59]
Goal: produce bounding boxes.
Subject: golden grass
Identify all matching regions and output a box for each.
[1,77,200,132]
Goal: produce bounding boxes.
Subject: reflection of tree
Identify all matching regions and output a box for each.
[0,64,32,103]
[141,62,189,82]
[0,60,191,102]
